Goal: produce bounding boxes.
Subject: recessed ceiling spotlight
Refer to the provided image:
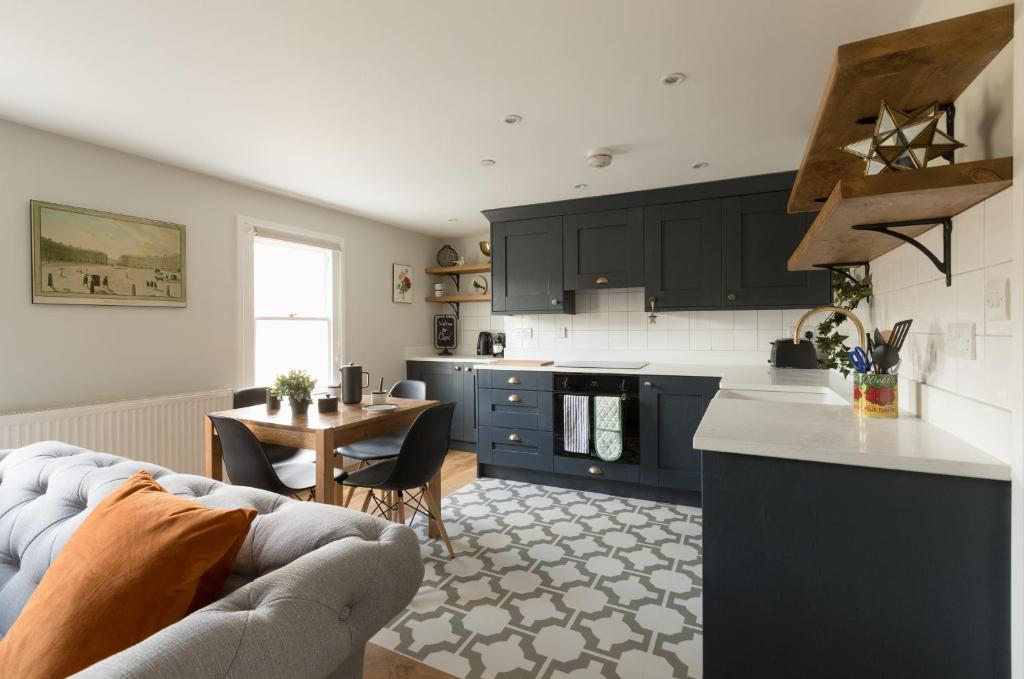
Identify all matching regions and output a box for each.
[447,218,459,222]
[480,159,496,166]
[574,183,588,190]
[692,161,709,169]
[503,114,523,125]
[587,148,613,169]
[661,72,687,86]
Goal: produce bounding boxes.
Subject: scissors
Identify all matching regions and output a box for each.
[848,346,871,374]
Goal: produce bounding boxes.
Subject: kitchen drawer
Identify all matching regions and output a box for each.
[478,389,553,431]
[478,426,553,472]
[554,455,641,483]
[478,370,552,391]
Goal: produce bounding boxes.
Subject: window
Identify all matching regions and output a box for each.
[239,219,343,390]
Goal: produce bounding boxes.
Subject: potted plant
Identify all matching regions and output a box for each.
[273,369,317,416]
[266,388,281,411]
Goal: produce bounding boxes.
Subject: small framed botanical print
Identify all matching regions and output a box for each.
[393,263,412,303]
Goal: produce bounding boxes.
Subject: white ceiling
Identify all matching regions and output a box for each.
[0,1,926,236]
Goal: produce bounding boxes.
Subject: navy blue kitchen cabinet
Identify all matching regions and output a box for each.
[491,217,575,314]
[563,208,644,290]
[484,171,829,313]
[639,376,720,491]
[722,191,830,308]
[406,361,476,451]
[643,200,722,310]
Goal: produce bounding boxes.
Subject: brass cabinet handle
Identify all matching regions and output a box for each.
[508,394,522,403]
[508,433,521,442]
[595,275,609,285]
[588,465,603,475]
[551,298,560,306]
[727,292,737,301]
[644,381,653,388]
[507,376,521,385]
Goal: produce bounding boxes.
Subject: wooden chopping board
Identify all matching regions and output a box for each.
[487,359,554,366]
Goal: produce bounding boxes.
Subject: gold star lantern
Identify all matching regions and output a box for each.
[841,101,964,175]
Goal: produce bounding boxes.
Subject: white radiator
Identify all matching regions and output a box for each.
[0,389,234,476]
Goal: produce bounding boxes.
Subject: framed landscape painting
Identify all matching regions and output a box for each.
[31,201,186,307]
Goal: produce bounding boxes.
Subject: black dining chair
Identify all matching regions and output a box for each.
[335,379,426,507]
[209,415,343,499]
[336,402,456,557]
[233,387,315,465]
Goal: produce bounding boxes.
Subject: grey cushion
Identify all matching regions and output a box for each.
[336,429,406,461]
[0,441,423,678]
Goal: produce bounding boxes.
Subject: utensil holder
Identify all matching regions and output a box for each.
[853,373,898,418]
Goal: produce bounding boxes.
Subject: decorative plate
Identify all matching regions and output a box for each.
[362,404,398,412]
[436,244,459,267]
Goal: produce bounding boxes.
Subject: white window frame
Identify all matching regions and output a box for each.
[236,215,345,388]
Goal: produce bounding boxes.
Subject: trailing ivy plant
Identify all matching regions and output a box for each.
[814,271,873,377]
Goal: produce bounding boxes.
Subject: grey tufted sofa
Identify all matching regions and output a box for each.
[0,441,424,678]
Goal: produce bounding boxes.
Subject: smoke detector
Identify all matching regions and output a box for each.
[587,148,613,169]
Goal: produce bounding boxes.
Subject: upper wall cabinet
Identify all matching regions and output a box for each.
[563,208,644,290]
[484,171,829,314]
[643,200,723,310]
[491,217,575,314]
[722,192,830,308]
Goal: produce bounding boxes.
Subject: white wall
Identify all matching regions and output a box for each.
[0,119,439,413]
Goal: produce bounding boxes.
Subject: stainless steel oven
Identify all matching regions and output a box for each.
[553,373,641,465]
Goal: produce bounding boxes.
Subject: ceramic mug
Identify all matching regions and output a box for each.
[371,390,388,405]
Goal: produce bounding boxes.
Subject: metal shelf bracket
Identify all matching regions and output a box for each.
[447,301,461,318]
[814,261,871,287]
[851,217,953,286]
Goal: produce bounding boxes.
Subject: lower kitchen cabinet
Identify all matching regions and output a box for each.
[639,376,719,491]
[406,360,478,451]
[703,451,1010,679]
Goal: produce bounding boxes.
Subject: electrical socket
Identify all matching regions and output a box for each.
[513,327,534,339]
[946,322,976,360]
[985,277,1010,322]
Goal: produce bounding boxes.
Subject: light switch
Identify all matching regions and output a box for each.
[985,277,1010,322]
[946,322,976,360]
[514,327,534,339]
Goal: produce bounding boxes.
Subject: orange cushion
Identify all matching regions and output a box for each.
[0,471,256,678]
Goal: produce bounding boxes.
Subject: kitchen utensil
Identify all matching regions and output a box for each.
[362,403,398,412]
[887,359,902,375]
[871,343,900,374]
[888,319,913,351]
[880,329,893,343]
[339,363,369,404]
[848,347,871,373]
[476,331,494,356]
[874,328,887,348]
[378,377,384,393]
[769,333,818,369]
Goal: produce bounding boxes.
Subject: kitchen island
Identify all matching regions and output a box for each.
[696,391,1010,679]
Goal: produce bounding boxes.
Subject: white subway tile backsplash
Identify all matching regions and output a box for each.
[757,310,782,329]
[608,312,628,331]
[868,189,1014,461]
[708,311,734,330]
[647,331,668,350]
[627,311,648,331]
[609,330,628,349]
[690,330,711,350]
[609,292,628,312]
[711,330,734,351]
[734,310,758,329]
[627,331,648,349]
[667,331,690,350]
[733,330,757,351]
[689,311,710,330]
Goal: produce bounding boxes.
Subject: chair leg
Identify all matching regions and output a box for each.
[421,484,454,558]
[397,490,406,524]
[360,488,373,513]
[343,460,370,507]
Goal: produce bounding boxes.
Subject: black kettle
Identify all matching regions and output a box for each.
[476,331,493,356]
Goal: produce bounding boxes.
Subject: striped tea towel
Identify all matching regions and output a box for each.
[562,394,590,454]
[593,395,623,462]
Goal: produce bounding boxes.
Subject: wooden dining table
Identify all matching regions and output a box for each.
[204,396,438,527]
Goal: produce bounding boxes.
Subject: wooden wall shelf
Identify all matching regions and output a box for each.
[788,4,1013,213]
[425,263,491,275]
[425,294,491,304]
[788,158,1012,276]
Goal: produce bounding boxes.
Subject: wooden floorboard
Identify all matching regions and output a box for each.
[361,450,476,679]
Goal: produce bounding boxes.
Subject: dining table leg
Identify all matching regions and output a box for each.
[314,429,336,504]
[204,416,223,482]
[427,473,441,538]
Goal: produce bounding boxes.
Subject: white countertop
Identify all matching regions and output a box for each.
[695,393,1010,481]
[407,355,489,363]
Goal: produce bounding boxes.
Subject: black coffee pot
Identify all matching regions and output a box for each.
[339,363,369,404]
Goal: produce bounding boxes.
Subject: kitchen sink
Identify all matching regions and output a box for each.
[715,388,848,406]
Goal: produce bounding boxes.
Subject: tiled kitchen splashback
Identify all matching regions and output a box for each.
[868,187,1014,461]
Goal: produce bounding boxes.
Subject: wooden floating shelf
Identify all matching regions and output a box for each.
[788,4,1013,213]
[788,158,1012,272]
[425,263,491,275]
[425,294,491,304]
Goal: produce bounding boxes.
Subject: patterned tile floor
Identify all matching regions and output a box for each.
[372,478,703,679]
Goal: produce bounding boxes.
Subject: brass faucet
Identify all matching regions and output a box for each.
[793,306,866,349]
